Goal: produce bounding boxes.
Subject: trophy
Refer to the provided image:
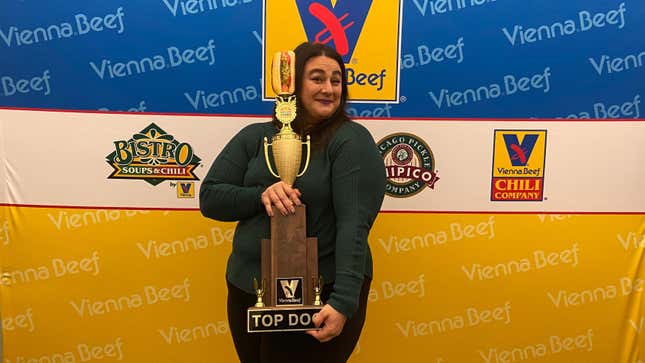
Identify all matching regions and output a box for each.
[247,50,322,333]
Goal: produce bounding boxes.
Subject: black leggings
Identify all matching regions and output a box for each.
[227,277,371,363]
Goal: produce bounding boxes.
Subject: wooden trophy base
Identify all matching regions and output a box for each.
[247,205,322,333]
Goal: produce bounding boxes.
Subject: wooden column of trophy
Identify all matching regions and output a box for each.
[246,50,323,333]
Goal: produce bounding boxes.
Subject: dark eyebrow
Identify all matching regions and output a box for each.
[307,69,342,77]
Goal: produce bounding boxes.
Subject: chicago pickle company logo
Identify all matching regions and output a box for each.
[491,130,547,201]
[378,133,439,198]
[263,0,402,102]
[106,123,200,186]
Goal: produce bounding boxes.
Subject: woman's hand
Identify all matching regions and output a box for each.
[306,304,347,343]
[261,181,301,216]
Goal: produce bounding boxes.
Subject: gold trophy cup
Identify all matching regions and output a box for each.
[263,51,310,186]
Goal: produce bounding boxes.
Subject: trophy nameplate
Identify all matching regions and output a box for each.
[247,50,322,333]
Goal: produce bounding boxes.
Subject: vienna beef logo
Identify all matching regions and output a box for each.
[296,1,372,63]
[378,133,439,198]
[177,182,195,198]
[107,123,200,186]
[277,277,303,305]
[263,0,402,102]
[491,130,547,201]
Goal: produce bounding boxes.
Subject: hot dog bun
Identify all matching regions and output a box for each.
[271,51,295,95]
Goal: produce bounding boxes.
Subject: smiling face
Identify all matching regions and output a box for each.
[299,55,343,126]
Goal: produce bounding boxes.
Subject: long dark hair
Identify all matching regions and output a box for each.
[272,42,350,151]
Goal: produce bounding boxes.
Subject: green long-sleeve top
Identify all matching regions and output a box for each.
[199,120,386,318]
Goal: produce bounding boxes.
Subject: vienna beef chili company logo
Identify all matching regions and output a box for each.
[491,130,547,201]
[378,133,439,198]
[107,123,200,186]
[263,0,402,102]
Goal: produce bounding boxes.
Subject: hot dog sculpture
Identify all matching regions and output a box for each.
[272,51,296,96]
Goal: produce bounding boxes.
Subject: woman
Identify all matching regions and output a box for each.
[199,42,386,363]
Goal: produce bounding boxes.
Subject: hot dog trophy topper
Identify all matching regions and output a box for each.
[264,50,311,186]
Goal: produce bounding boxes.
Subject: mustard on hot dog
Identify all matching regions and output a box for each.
[271,51,295,95]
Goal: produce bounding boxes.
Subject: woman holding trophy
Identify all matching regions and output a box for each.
[200,42,386,363]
